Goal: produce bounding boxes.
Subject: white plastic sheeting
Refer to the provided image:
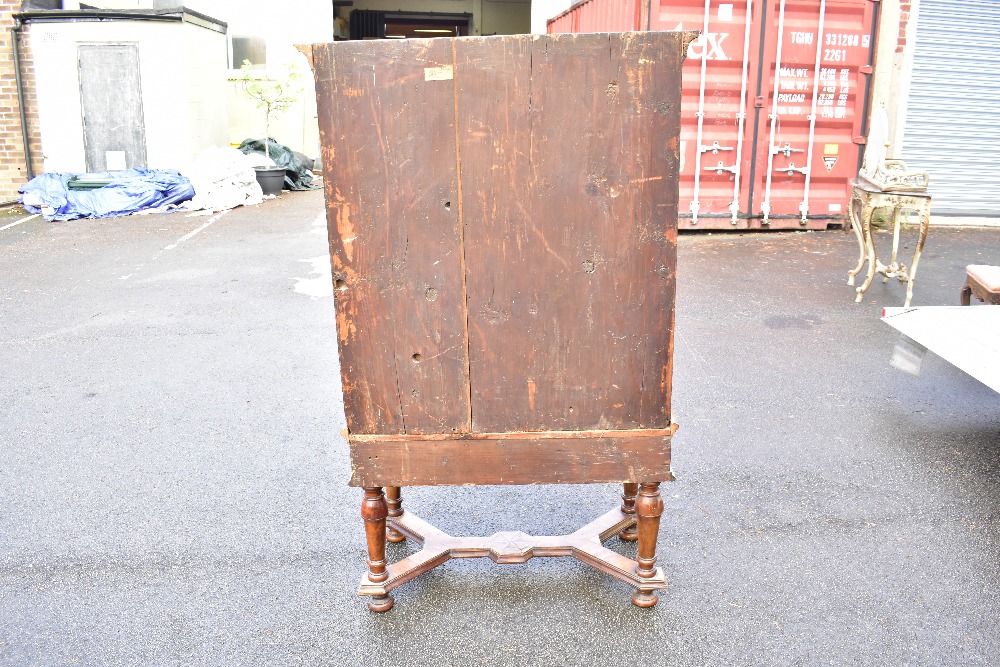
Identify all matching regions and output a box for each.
[182,147,269,214]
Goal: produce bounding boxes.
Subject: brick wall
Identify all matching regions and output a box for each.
[0,3,42,202]
[896,1,911,54]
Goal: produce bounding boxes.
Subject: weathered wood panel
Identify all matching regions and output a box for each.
[349,429,675,487]
[315,32,686,486]
[78,44,147,171]
[315,41,470,435]
[455,33,682,433]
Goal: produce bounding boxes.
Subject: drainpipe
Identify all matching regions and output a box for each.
[11,16,34,182]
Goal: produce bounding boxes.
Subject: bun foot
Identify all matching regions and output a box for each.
[618,525,638,541]
[368,594,394,612]
[631,589,659,608]
[387,526,406,543]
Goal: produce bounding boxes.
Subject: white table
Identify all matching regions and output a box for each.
[882,306,1000,393]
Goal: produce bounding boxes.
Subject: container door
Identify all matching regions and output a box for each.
[651,0,757,229]
[78,43,147,172]
[745,0,876,229]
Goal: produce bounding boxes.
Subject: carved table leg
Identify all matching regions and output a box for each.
[619,483,639,541]
[886,204,903,283]
[904,203,931,308]
[385,486,405,543]
[361,487,393,612]
[632,482,664,608]
[847,192,866,286]
[857,199,879,303]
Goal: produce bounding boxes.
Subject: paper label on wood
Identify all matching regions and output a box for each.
[424,66,454,81]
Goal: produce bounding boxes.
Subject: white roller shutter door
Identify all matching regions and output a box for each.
[902,0,1000,215]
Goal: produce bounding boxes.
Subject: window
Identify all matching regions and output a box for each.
[231,36,266,69]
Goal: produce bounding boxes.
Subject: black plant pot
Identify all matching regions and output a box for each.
[254,166,285,196]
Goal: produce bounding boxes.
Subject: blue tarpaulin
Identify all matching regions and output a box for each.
[19,168,195,221]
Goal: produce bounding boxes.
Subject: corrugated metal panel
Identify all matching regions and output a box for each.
[902,0,1000,215]
[546,5,576,33]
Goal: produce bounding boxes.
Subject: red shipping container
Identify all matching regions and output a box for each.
[549,0,878,230]
[547,0,645,33]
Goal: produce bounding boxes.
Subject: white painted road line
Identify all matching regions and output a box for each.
[163,211,226,251]
[0,213,40,232]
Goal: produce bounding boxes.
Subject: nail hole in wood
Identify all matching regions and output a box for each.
[334,279,347,290]
[444,201,451,210]
[412,353,422,362]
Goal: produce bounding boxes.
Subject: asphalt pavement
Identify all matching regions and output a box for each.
[1,191,997,666]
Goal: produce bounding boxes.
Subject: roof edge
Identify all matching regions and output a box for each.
[15,7,227,33]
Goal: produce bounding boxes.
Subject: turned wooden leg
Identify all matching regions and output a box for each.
[632,482,663,608]
[619,483,639,541]
[961,282,973,306]
[385,486,405,543]
[361,487,393,612]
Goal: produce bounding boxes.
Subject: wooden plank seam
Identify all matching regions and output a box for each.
[451,38,474,435]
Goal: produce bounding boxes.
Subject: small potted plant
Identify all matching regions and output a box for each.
[238,59,303,195]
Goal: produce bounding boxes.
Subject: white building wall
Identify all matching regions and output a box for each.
[30,19,228,174]
[531,0,574,34]
[189,0,332,156]
[29,26,85,173]
[870,0,918,158]
[227,56,319,158]
[183,21,231,164]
